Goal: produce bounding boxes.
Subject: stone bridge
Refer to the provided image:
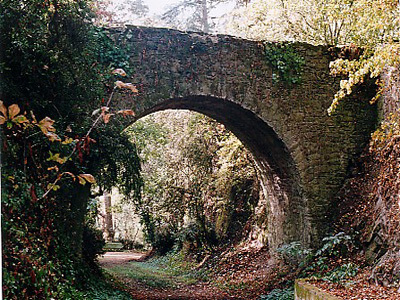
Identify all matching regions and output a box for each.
[108,26,376,248]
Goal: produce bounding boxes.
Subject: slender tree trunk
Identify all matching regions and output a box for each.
[104,191,114,242]
[201,0,209,33]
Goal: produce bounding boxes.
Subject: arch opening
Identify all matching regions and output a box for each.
[132,95,309,248]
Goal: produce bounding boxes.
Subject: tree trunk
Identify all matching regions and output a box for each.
[104,191,114,242]
[201,0,210,33]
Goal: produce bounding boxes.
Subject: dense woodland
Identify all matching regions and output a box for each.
[1,0,400,299]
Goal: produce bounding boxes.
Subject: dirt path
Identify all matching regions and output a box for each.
[98,252,241,300]
[99,251,146,267]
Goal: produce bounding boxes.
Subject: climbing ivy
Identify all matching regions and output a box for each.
[264,43,305,85]
[91,27,134,77]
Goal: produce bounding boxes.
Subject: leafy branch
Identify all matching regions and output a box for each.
[1,69,139,200]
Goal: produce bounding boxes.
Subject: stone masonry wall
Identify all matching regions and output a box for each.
[107,26,377,247]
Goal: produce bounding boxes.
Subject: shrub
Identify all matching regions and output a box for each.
[178,221,218,253]
[82,224,105,269]
[304,232,356,276]
[324,263,359,284]
[152,224,176,255]
[315,232,353,258]
[276,242,312,270]
[259,288,294,300]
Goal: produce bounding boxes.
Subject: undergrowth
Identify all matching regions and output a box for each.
[57,273,132,300]
[275,232,360,289]
[259,288,294,300]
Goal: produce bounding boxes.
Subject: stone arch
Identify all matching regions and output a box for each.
[133,95,308,248]
[109,26,376,248]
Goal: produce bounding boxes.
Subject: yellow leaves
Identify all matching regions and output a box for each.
[62,137,75,145]
[99,107,135,123]
[45,132,62,142]
[47,151,68,164]
[12,115,29,124]
[44,169,95,193]
[47,183,60,191]
[329,43,400,115]
[78,176,86,185]
[79,174,96,183]
[38,117,56,135]
[63,172,76,179]
[48,171,95,186]
[115,81,126,89]
[102,112,114,124]
[0,101,29,127]
[77,174,96,185]
[30,111,37,124]
[38,116,61,142]
[370,110,400,151]
[0,101,7,125]
[47,166,59,172]
[115,81,139,93]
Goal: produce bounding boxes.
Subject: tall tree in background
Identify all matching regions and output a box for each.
[229,0,399,45]
[106,0,150,25]
[162,0,246,33]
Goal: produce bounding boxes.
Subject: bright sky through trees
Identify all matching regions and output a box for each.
[113,0,235,17]
[141,0,168,14]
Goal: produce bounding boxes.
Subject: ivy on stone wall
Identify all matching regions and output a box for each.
[264,42,305,85]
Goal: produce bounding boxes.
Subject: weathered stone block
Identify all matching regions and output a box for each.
[295,279,342,300]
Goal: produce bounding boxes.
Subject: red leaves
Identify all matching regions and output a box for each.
[83,136,96,155]
[76,142,83,165]
[74,136,96,165]
[30,270,36,284]
[30,185,38,203]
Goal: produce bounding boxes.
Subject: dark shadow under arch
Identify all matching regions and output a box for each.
[132,95,308,247]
